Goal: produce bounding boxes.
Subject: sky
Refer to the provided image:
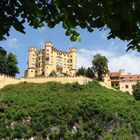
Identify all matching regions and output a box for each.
[0,23,140,77]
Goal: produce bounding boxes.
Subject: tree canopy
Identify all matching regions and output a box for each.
[76,66,95,78]
[92,53,109,81]
[0,48,19,76]
[1,1,140,51]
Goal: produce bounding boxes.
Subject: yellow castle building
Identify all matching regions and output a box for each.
[104,69,140,94]
[24,41,77,78]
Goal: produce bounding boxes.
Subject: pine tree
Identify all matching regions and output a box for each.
[0,47,7,74]
[7,53,19,76]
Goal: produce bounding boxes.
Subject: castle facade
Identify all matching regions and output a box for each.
[104,69,140,94]
[24,41,77,78]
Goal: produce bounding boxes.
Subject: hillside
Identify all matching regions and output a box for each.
[0,81,140,140]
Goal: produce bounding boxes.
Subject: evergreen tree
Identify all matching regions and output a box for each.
[7,53,19,76]
[0,47,7,74]
[76,67,86,76]
[49,70,57,77]
[92,54,109,81]
[85,67,95,79]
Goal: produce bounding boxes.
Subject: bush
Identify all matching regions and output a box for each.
[132,82,140,100]
[49,70,57,77]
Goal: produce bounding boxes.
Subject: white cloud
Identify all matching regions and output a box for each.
[77,48,140,74]
[7,38,19,48]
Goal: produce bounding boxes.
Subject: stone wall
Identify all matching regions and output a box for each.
[0,74,92,89]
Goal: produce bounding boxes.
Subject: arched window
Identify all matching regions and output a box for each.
[125,85,129,89]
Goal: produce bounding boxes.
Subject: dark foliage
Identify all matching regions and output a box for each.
[0,48,19,76]
[133,82,140,100]
[1,1,140,51]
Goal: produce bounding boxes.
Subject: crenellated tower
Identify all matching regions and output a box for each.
[69,48,77,76]
[26,47,36,78]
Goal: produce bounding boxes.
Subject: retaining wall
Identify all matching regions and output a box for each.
[0,74,92,89]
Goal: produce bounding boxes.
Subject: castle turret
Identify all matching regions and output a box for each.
[27,47,36,78]
[44,41,53,76]
[119,69,125,76]
[69,48,77,76]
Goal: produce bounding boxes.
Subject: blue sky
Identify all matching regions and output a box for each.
[0,23,140,77]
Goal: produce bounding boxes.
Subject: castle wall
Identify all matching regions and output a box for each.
[119,81,136,95]
[0,74,92,89]
[0,74,21,89]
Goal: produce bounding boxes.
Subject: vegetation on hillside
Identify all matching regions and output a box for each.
[0,82,140,139]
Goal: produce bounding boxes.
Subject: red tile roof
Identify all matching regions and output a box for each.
[110,71,140,82]
[120,74,140,82]
[110,72,120,77]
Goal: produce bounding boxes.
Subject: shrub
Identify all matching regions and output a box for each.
[132,82,140,100]
[49,70,57,77]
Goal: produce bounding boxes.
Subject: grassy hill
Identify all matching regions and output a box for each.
[0,81,140,140]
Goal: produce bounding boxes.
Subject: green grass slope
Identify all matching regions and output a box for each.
[0,81,140,140]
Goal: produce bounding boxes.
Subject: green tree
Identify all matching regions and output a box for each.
[76,67,86,76]
[0,47,7,74]
[132,82,140,100]
[1,1,140,51]
[7,53,19,77]
[49,70,57,77]
[85,67,95,79]
[92,54,109,81]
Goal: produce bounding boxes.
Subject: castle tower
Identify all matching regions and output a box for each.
[119,69,125,76]
[69,48,77,76]
[27,47,36,78]
[44,41,53,76]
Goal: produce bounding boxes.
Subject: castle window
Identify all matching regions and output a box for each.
[125,85,129,89]
[31,70,33,72]
[47,49,49,52]
[46,58,49,61]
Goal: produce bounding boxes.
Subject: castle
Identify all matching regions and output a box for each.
[104,69,140,94]
[24,41,77,78]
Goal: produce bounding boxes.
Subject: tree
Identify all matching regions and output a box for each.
[7,53,19,77]
[132,82,140,100]
[1,1,140,51]
[92,54,109,81]
[85,67,95,79]
[0,47,7,74]
[49,70,57,77]
[76,67,86,76]
[0,47,7,56]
